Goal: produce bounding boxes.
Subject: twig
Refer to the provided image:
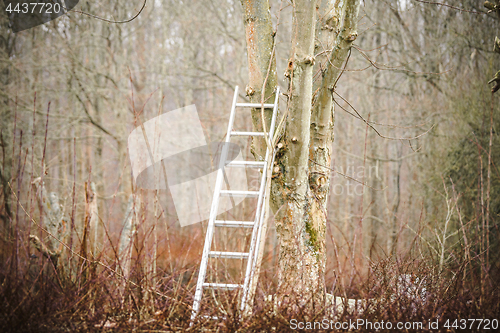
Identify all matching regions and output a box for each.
[338,147,419,162]
[413,0,486,14]
[352,44,452,77]
[8,182,176,302]
[333,91,435,141]
[69,0,147,24]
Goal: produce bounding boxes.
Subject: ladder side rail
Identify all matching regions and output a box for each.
[191,86,240,319]
[245,88,281,306]
[239,152,277,313]
[245,151,277,309]
[240,87,280,311]
[249,87,280,275]
[268,87,280,145]
[239,152,269,308]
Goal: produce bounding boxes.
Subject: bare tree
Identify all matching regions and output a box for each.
[240,0,361,303]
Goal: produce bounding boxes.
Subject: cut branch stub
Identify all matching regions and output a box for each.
[488,70,500,93]
[494,36,500,53]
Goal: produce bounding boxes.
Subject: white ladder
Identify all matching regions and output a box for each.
[191,85,280,320]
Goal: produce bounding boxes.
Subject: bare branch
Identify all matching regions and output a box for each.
[333,91,435,141]
[413,0,487,14]
[70,0,148,24]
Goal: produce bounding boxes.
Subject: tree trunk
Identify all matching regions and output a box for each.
[241,0,361,306]
[88,182,100,258]
[274,0,318,303]
[0,11,15,235]
[118,194,138,296]
[240,0,278,163]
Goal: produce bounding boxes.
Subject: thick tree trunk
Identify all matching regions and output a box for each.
[274,0,318,303]
[364,24,383,260]
[305,0,361,301]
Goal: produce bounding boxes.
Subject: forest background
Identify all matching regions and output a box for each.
[0,0,499,331]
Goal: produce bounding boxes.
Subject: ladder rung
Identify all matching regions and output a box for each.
[202,283,241,290]
[236,103,275,108]
[220,190,259,197]
[209,251,249,259]
[215,220,254,228]
[201,315,227,320]
[231,131,265,137]
[226,161,266,168]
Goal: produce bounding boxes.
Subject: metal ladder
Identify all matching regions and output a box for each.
[191,85,280,320]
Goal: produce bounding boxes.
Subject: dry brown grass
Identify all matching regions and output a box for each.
[0,103,499,333]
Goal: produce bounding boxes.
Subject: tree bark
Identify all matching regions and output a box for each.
[272,0,318,304]
[240,0,278,162]
[118,194,139,295]
[306,0,361,301]
[0,9,15,233]
[88,182,100,259]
